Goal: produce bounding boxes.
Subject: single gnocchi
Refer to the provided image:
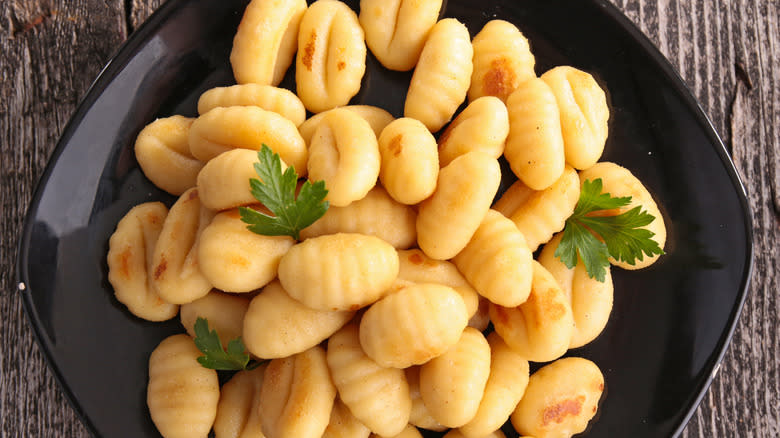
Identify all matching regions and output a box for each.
[230,0,307,85]
[300,186,417,249]
[405,366,446,432]
[359,0,442,71]
[198,84,306,127]
[213,365,267,438]
[417,152,501,260]
[296,0,366,112]
[420,327,491,428]
[453,209,533,308]
[298,105,394,146]
[469,19,536,103]
[107,202,178,321]
[511,357,604,438]
[180,291,249,347]
[197,208,294,293]
[327,323,412,437]
[278,233,399,311]
[147,334,219,438]
[359,283,468,368]
[322,398,371,438]
[243,280,354,359]
[197,148,283,211]
[134,116,203,196]
[378,117,439,205]
[437,96,510,167]
[540,66,609,170]
[405,18,473,132]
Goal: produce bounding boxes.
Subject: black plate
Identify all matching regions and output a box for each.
[17,0,753,437]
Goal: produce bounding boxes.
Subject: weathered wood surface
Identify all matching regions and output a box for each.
[0,0,777,436]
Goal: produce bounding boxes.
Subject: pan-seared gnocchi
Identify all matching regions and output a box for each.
[134,116,203,196]
[327,323,412,437]
[188,106,307,173]
[307,108,381,207]
[197,209,294,293]
[578,161,667,269]
[230,0,307,86]
[259,346,337,438]
[151,188,214,305]
[180,290,249,347]
[437,96,510,167]
[278,233,399,311]
[420,327,491,428]
[453,209,533,308]
[540,66,609,170]
[197,84,306,127]
[296,0,366,112]
[469,19,536,103]
[147,334,219,438]
[417,152,501,260]
[298,105,394,146]
[458,332,529,438]
[243,280,354,359]
[490,261,574,363]
[511,357,604,438]
[504,77,566,190]
[539,232,614,349]
[378,117,439,205]
[359,0,442,71]
[213,365,267,438]
[197,148,283,211]
[107,202,178,321]
[405,366,447,432]
[360,283,468,368]
[323,398,371,438]
[300,186,417,249]
[405,18,473,132]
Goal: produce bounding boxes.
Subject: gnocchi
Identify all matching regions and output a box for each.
[213,365,267,438]
[405,366,446,432]
[196,148,282,211]
[298,105,394,146]
[437,96,510,167]
[180,291,249,347]
[378,117,439,205]
[134,116,203,196]
[198,84,306,127]
[322,398,371,438]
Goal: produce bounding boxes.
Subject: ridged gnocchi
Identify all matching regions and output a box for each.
[359,0,442,71]
[298,105,394,146]
[437,96,510,167]
[360,283,468,368]
[420,327,491,428]
[107,202,178,321]
[378,117,439,205]
[540,66,609,170]
[405,18,473,132]
[213,365,267,438]
[134,116,203,196]
[151,188,214,304]
[300,186,417,249]
[327,323,412,437]
[296,0,366,112]
[405,366,446,432]
[197,148,281,211]
[489,261,574,363]
[504,77,566,190]
[198,84,306,127]
[188,106,307,174]
[230,0,307,86]
[417,152,501,260]
[322,398,371,438]
[453,209,533,308]
[243,280,354,359]
[307,108,381,207]
[147,334,219,438]
[278,233,399,311]
[511,357,604,438]
[469,19,536,103]
[259,346,337,438]
[180,291,249,347]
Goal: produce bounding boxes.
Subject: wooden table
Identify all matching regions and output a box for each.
[1,1,777,436]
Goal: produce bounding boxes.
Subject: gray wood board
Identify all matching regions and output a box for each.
[1,0,777,436]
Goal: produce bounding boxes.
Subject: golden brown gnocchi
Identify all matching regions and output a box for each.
[298,105,394,146]
[213,365,267,438]
[322,398,371,438]
[378,117,439,205]
[197,84,306,127]
[197,148,281,211]
[437,96,510,167]
[107,202,178,321]
[469,20,535,103]
[296,0,366,112]
[405,366,446,432]
[134,116,203,196]
[405,18,473,132]
[230,0,307,86]
[180,290,249,347]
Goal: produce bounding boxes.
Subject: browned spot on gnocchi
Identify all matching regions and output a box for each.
[541,395,584,426]
[484,57,516,97]
[153,259,167,279]
[119,249,132,279]
[408,252,425,265]
[390,134,404,157]
[337,60,346,71]
[303,31,317,70]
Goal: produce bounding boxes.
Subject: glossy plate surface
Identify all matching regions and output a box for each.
[17,0,752,437]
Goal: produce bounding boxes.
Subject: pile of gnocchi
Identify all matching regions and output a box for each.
[107,0,667,437]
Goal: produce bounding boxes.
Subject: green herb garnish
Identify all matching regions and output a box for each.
[193,317,262,371]
[239,144,328,240]
[554,178,665,282]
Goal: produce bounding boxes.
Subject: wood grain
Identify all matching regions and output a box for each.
[0,1,776,437]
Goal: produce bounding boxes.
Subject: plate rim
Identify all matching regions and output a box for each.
[15,0,755,437]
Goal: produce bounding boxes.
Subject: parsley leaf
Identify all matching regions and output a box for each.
[239,145,329,240]
[554,178,665,282]
[193,317,262,371]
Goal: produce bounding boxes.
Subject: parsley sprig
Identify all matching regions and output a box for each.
[554,178,665,282]
[239,145,329,240]
[193,317,262,371]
